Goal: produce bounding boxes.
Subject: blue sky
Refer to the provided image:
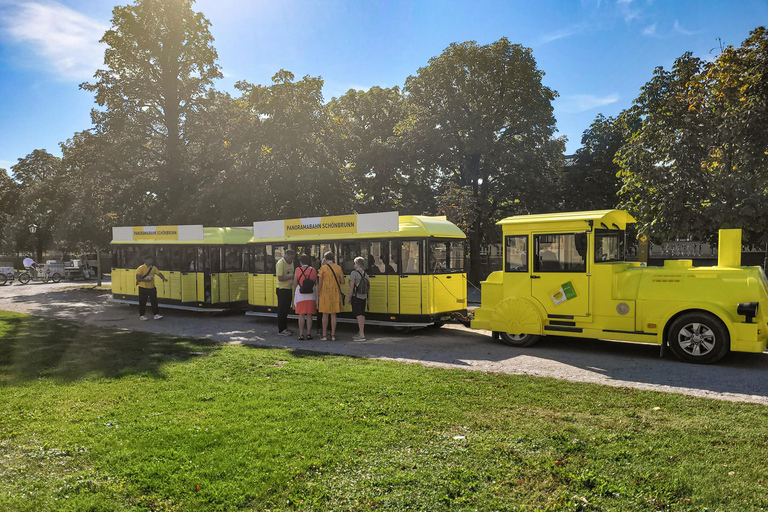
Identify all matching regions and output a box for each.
[1,0,766,171]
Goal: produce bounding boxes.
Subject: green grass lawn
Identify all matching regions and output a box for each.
[1,311,767,511]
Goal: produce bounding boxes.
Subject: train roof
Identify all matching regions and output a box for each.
[249,215,465,243]
[111,227,253,245]
[497,210,636,230]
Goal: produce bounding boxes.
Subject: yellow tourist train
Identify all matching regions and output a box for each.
[471,210,768,363]
[245,212,468,327]
[110,209,768,363]
[110,225,253,310]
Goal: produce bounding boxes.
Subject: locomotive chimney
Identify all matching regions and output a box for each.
[718,229,742,267]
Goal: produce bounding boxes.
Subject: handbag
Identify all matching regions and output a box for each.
[327,264,345,306]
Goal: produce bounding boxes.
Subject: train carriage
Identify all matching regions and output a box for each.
[111,225,253,311]
[246,212,468,327]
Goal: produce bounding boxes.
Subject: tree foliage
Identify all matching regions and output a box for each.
[81,0,221,220]
[618,27,768,244]
[403,38,565,282]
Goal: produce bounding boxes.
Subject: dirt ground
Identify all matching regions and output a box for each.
[1,281,767,405]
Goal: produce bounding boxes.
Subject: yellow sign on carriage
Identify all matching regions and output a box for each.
[283,215,357,235]
[132,226,179,240]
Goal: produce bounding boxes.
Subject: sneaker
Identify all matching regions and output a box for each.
[154,314,163,320]
[277,330,291,336]
[140,315,147,321]
[352,336,366,342]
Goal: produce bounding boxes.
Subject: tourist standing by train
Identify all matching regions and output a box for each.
[318,251,344,341]
[349,256,369,341]
[293,254,318,340]
[275,249,295,336]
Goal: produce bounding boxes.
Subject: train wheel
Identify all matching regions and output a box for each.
[499,332,540,347]
[19,272,31,285]
[52,273,62,283]
[667,312,729,364]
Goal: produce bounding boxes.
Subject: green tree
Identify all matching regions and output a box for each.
[703,26,768,243]
[616,52,714,242]
[562,114,632,211]
[211,71,349,223]
[6,150,67,260]
[81,0,221,220]
[404,38,565,283]
[329,86,433,213]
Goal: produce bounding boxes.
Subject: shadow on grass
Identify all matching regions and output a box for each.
[0,315,220,384]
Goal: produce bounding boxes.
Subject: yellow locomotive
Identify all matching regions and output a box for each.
[471,210,768,363]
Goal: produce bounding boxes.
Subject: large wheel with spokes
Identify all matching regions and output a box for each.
[18,272,31,285]
[667,312,729,364]
[499,332,540,347]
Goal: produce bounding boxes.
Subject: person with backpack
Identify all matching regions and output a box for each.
[293,253,318,340]
[135,254,167,321]
[317,251,345,341]
[348,256,369,341]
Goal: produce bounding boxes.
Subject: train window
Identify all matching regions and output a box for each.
[296,244,321,269]
[595,230,624,262]
[401,241,421,274]
[224,247,244,272]
[450,241,465,272]
[180,246,197,271]
[505,236,528,272]
[252,246,266,273]
[125,245,145,268]
[197,246,208,272]
[111,247,123,268]
[387,241,401,274]
[429,241,449,273]
[339,242,360,274]
[155,245,171,269]
[534,233,587,272]
[209,247,222,272]
[368,242,387,275]
[265,245,275,273]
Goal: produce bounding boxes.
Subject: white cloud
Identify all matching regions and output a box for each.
[556,93,620,114]
[1,1,107,81]
[537,28,581,45]
[673,20,699,36]
[642,23,658,36]
[615,0,641,22]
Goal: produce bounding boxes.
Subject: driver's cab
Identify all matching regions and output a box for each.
[473,210,641,336]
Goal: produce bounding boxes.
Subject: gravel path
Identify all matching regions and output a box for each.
[1,282,767,405]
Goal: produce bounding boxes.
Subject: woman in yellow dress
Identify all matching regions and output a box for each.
[317,251,345,340]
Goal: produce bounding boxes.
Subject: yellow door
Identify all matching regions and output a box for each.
[181,272,197,303]
[156,269,171,299]
[530,232,590,317]
[367,274,387,313]
[168,271,182,300]
[431,274,466,313]
[251,274,267,306]
[196,273,205,302]
[387,275,400,314]
[399,275,421,314]
[112,268,123,294]
[229,273,248,302]
[266,275,277,306]
[210,273,220,303]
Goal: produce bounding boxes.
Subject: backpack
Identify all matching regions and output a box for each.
[298,266,315,294]
[353,269,369,296]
